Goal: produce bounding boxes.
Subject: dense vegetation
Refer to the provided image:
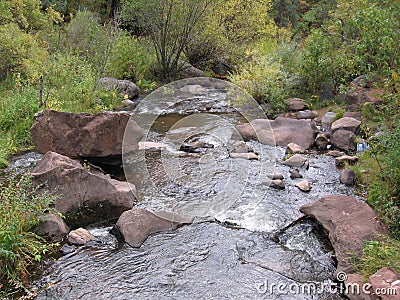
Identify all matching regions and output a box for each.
[0,0,399,295]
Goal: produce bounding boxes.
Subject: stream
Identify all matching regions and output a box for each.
[7,78,359,299]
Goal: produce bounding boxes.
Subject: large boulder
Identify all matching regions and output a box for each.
[300,195,390,274]
[235,117,316,149]
[331,117,362,134]
[368,267,400,300]
[284,98,307,111]
[98,77,140,99]
[115,208,192,248]
[331,129,357,151]
[178,60,205,78]
[32,152,136,217]
[31,110,142,158]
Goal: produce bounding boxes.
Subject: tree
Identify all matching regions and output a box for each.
[121,0,213,81]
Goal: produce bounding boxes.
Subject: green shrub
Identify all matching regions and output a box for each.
[355,235,400,280]
[0,175,58,296]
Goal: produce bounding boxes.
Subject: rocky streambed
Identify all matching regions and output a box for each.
[5,78,389,299]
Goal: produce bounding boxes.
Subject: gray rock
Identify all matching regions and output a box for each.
[230,153,258,160]
[68,228,96,245]
[340,168,356,186]
[331,117,362,134]
[179,84,208,95]
[321,112,336,130]
[295,180,311,192]
[295,110,315,119]
[178,60,205,78]
[267,174,284,180]
[331,130,356,151]
[335,155,359,167]
[115,208,192,248]
[263,179,285,190]
[284,98,307,111]
[289,169,303,179]
[283,154,309,168]
[37,213,70,242]
[98,77,140,99]
[286,143,305,154]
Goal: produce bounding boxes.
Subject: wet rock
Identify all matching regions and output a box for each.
[286,143,305,154]
[331,117,362,134]
[335,155,359,167]
[289,168,303,179]
[138,142,165,150]
[295,110,315,119]
[283,154,309,168]
[32,152,136,216]
[295,180,311,192]
[115,208,192,248]
[178,60,205,78]
[267,174,284,180]
[331,129,357,151]
[344,112,362,121]
[31,110,143,158]
[179,84,208,95]
[368,267,400,300]
[228,141,253,153]
[327,150,345,157]
[263,179,285,190]
[98,77,140,99]
[37,213,70,242]
[60,244,76,255]
[300,195,390,274]
[180,141,214,153]
[322,112,336,131]
[229,152,258,160]
[284,98,307,111]
[340,168,356,186]
[235,117,316,149]
[68,228,96,245]
[122,99,135,108]
[315,133,330,150]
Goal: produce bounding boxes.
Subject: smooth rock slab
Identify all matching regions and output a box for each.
[235,117,316,149]
[32,152,136,216]
[31,110,143,158]
[115,208,192,248]
[300,195,390,274]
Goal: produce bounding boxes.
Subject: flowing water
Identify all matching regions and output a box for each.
[27,78,358,299]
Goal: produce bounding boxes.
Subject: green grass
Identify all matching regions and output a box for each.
[0,175,59,297]
[355,235,400,280]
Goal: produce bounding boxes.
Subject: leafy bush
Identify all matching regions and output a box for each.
[355,235,400,280]
[0,175,58,295]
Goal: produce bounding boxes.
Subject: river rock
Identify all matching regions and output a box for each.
[32,152,136,216]
[138,142,165,150]
[340,168,356,186]
[315,133,330,150]
[327,150,345,157]
[331,117,362,134]
[321,112,336,131]
[98,77,140,99]
[284,98,307,111]
[331,130,357,151]
[235,117,316,149]
[335,155,359,167]
[229,152,258,160]
[295,180,311,192]
[267,174,284,180]
[228,141,253,153]
[37,213,70,242]
[180,141,214,153]
[31,110,143,158]
[178,60,205,78]
[295,110,315,119]
[286,143,305,154]
[283,154,309,168]
[115,208,192,248]
[180,84,208,95]
[300,195,390,274]
[68,228,96,245]
[263,179,285,190]
[289,168,303,179]
[368,267,400,300]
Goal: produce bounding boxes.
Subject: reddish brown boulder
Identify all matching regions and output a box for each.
[32,152,136,216]
[68,228,96,245]
[284,98,307,111]
[235,117,316,149]
[31,110,142,158]
[368,267,400,300]
[331,129,357,151]
[300,195,390,274]
[115,208,192,248]
[331,117,362,134]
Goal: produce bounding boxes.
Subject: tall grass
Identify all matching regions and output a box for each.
[0,175,58,297]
